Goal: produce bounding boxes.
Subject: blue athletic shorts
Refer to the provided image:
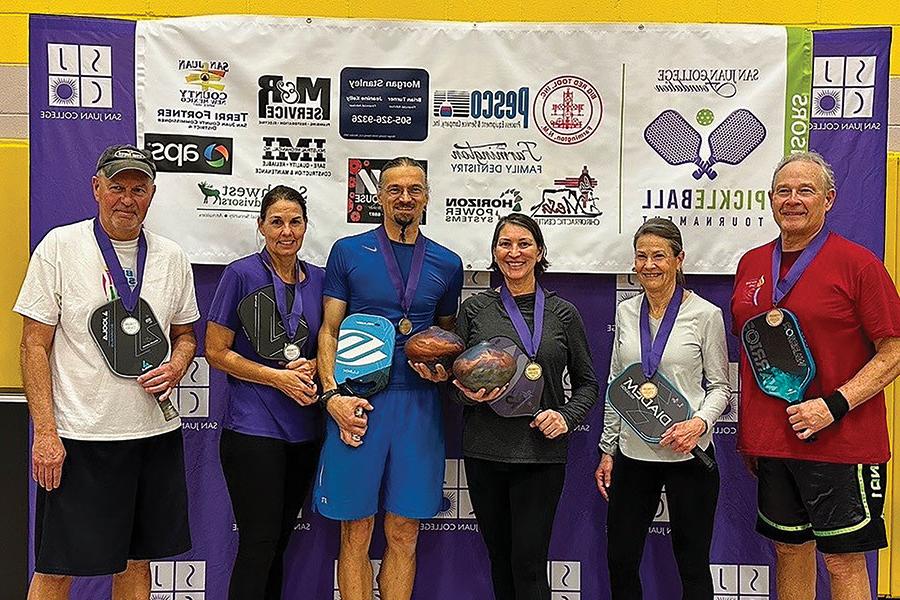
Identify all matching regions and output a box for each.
[313,386,445,520]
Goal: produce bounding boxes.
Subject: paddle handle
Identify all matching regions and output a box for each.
[157,393,180,421]
[691,447,716,471]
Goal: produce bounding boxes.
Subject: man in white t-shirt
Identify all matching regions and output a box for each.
[15,144,200,600]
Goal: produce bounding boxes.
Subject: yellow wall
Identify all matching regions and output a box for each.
[1,1,899,68]
[0,140,27,390]
[884,153,900,596]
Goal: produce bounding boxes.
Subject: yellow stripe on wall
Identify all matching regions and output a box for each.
[0,14,28,65]
[1,6,899,72]
[883,152,900,597]
[0,140,28,389]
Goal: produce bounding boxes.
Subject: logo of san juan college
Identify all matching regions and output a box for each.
[174,357,210,419]
[812,56,876,119]
[711,564,770,599]
[435,459,475,519]
[47,43,113,108]
[150,560,205,599]
[549,561,581,599]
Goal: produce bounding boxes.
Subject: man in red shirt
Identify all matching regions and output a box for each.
[731,151,900,600]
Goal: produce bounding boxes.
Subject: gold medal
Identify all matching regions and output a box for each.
[398,317,413,335]
[524,361,543,381]
[639,381,658,400]
[766,308,784,327]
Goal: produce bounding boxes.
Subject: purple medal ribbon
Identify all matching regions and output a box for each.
[500,283,545,359]
[259,248,305,339]
[92,218,147,314]
[373,226,427,324]
[771,227,830,305]
[640,285,684,379]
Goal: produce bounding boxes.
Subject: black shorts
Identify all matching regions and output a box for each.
[756,457,887,554]
[34,428,191,576]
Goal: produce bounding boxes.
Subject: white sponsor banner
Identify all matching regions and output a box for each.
[136,17,808,273]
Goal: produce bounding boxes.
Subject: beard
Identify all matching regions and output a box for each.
[399,221,411,242]
[393,213,414,242]
[393,213,414,227]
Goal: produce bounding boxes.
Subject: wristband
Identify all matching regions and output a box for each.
[319,389,340,409]
[823,390,850,422]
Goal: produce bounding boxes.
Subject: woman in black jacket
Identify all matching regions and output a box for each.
[452,213,598,600]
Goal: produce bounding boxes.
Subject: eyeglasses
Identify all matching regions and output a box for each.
[383,184,426,200]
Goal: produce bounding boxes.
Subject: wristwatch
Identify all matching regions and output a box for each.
[319,389,340,409]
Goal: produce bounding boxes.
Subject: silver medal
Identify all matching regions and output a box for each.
[121,316,141,335]
[283,343,301,361]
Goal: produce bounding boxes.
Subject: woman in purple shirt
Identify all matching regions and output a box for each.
[206,185,325,600]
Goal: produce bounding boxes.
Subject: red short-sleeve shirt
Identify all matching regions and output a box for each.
[731,232,900,464]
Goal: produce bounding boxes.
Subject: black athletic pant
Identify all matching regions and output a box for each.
[606,449,719,600]
[220,429,320,600]
[464,457,566,600]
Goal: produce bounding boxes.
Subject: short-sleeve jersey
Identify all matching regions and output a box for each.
[323,228,464,389]
[207,254,325,442]
[731,232,900,463]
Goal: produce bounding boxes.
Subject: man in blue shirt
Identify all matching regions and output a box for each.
[315,157,463,600]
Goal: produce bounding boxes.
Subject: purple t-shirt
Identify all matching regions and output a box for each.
[208,253,324,442]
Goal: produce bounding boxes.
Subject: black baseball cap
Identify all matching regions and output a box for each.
[96,144,156,180]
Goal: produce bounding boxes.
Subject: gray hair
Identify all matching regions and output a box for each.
[633,217,686,285]
[770,151,836,193]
